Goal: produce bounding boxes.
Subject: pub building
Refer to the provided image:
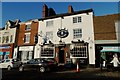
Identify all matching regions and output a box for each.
[34,4,95,67]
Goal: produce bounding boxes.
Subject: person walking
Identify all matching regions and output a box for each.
[110,53,120,71]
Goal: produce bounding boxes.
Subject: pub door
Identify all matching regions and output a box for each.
[58,47,65,63]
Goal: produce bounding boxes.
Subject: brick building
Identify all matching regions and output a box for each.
[16,20,39,62]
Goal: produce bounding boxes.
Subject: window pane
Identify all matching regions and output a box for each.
[24,33,30,43]
[2,36,5,43]
[25,24,31,31]
[73,16,82,23]
[73,29,82,39]
[10,35,13,43]
[41,47,54,57]
[78,17,81,22]
[73,17,77,23]
[70,45,87,58]
[0,37,2,43]
[6,36,9,43]
[46,21,53,27]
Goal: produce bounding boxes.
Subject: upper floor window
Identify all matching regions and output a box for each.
[46,21,53,27]
[24,33,30,43]
[2,36,5,43]
[6,36,9,43]
[0,37,1,43]
[73,28,82,39]
[73,16,82,23]
[2,36,9,43]
[46,31,53,40]
[25,24,31,31]
[10,35,13,43]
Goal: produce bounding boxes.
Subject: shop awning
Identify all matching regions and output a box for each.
[100,46,120,53]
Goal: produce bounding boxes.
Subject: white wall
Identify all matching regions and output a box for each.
[0,28,16,45]
[34,44,41,58]
[13,47,18,59]
[38,12,95,64]
[115,20,120,43]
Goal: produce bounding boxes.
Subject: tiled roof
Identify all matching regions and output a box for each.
[94,14,120,40]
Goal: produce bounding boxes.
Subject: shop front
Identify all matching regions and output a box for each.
[55,43,89,64]
[18,46,34,62]
[55,44,68,64]
[0,44,14,60]
[39,41,89,67]
[100,46,120,66]
[40,44,55,58]
[69,42,89,67]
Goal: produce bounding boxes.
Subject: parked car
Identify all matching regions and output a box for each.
[19,58,58,72]
[0,59,22,70]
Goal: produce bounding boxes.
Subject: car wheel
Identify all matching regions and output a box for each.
[39,67,45,73]
[7,65,12,70]
[19,66,24,72]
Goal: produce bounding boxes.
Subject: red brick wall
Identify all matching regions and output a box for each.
[17,21,38,46]
[0,44,14,58]
[17,24,25,46]
[30,21,38,44]
[9,44,14,58]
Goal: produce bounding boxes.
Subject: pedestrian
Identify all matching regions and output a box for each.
[100,56,105,71]
[110,53,120,71]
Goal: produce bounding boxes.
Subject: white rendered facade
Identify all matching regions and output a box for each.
[36,10,95,65]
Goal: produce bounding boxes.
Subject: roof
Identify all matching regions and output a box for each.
[39,9,93,21]
[94,13,120,40]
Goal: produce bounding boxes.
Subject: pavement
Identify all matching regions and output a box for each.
[56,66,120,78]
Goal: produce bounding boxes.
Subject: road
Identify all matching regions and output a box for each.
[1,68,120,80]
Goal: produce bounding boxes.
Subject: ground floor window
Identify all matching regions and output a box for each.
[0,51,10,60]
[19,51,33,62]
[41,46,54,58]
[101,52,120,63]
[70,44,88,58]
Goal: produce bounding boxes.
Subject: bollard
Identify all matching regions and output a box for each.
[76,62,80,72]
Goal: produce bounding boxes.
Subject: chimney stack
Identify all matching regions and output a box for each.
[68,5,74,13]
[42,4,48,18]
[48,8,56,16]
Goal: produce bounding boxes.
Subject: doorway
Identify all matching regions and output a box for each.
[58,47,65,63]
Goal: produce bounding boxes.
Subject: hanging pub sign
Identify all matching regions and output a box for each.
[57,28,69,38]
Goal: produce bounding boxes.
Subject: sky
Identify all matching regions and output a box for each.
[1,2,119,28]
